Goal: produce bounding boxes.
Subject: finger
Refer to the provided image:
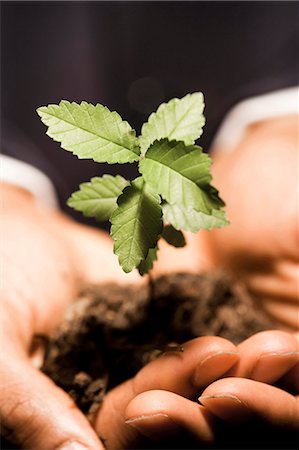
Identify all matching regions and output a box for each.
[95,336,238,448]
[261,297,299,330]
[1,356,103,450]
[226,330,299,384]
[125,389,216,445]
[277,361,299,394]
[133,336,239,398]
[247,267,299,303]
[198,377,299,429]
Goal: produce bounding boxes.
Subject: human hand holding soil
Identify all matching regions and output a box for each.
[205,115,298,333]
[94,331,298,448]
[0,183,139,449]
[1,115,298,449]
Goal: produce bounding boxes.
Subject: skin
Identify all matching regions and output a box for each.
[0,184,142,449]
[96,115,299,447]
[0,114,298,449]
[205,115,299,332]
[96,332,299,448]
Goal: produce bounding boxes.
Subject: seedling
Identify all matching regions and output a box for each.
[37,92,228,274]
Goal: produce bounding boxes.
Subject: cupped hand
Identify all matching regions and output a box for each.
[95,335,239,448]
[205,115,299,333]
[95,330,298,449]
[0,184,140,450]
[198,330,299,448]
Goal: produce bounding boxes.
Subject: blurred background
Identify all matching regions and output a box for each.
[1,1,298,224]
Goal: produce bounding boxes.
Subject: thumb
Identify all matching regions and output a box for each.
[1,355,103,450]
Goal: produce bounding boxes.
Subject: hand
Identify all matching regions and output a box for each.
[0,183,140,450]
[94,335,239,448]
[94,331,298,449]
[198,330,299,448]
[205,115,298,333]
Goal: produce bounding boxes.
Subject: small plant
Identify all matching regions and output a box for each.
[37,93,228,274]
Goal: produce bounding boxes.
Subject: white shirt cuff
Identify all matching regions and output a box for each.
[0,154,58,208]
[210,86,299,153]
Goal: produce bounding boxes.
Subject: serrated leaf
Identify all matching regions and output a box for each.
[162,225,186,248]
[138,246,158,275]
[67,175,129,222]
[139,92,205,155]
[202,184,226,208]
[163,203,229,233]
[110,177,163,273]
[37,100,140,164]
[139,139,214,214]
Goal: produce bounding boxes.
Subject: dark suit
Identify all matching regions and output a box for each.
[1,1,298,222]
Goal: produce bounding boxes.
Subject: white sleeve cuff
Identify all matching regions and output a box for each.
[0,154,59,208]
[210,86,299,153]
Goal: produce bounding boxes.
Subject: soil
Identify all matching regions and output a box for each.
[42,270,274,418]
[4,270,297,450]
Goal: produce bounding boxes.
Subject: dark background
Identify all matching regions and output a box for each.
[1,1,298,222]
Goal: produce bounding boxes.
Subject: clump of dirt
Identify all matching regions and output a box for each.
[42,271,273,417]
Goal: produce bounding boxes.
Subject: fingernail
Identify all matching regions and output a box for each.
[198,394,251,423]
[57,441,93,450]
[251,352,299,383]
[125,413,182,440]
[193,352,239,387]
[125,413,169,425]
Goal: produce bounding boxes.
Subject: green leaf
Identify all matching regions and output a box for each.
[138,246,158,276]
[139,139,214,214]
[110,177,163,273]
[163,202,229,233]
[37,100,140,164]
[202,184,226,209]
[162,225,186,248]
[67,175,129,222]
[139,92,205,154]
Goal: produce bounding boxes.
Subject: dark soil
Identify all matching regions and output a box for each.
[42,271,274,418]
[4,271,296,450]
